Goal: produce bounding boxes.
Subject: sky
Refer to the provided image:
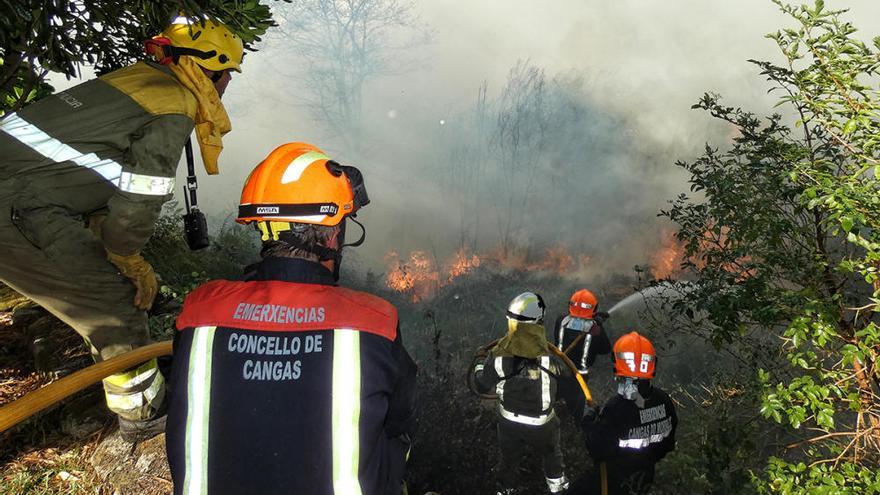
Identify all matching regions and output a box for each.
[49,0,880,274]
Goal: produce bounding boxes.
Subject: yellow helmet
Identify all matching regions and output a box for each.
[154,16,244,72]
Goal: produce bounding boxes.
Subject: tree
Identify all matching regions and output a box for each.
[268,0,426,148]
[663,1,880,492]
[489,61,550,256]
[1,0,278,115]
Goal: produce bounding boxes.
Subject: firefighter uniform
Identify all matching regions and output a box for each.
[474,292,585,495]
[554,313,611,373]
[166,257,418,495]
[572,386,677,495]
[0,60,197,418]
[474,351,575,493]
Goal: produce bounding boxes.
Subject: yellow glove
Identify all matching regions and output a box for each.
[106,250,158,310]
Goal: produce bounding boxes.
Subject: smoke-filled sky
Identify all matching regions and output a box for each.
[50,0,880,275]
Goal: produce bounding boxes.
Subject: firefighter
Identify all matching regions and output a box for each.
[570,332,677,495]
[473,292,582,495]
[0,16,242,438]
[554,289,611,374]
[165,142,418,495]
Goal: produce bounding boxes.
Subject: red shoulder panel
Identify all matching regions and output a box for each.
[176,280,398,341]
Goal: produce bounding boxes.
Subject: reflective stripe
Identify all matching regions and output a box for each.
[104,358,160,388]
[332,329,363,495]
[281,151,330,184]
[105,371,164,411]
[580,334,592,371]
[557,317,566,345]
[474,363,485,373]
[540,356,551,411]
[1,112,122,182]
[494,356,505,396]
[285,214,328,224]
[546,475,569,493]
[618,438,650,449]
[499,406,555,426]
[184,326,216,495]
[0,112,173,195]
[119,171,175,195]
[618,432,669,449]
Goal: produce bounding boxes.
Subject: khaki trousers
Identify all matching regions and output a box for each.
[0,193,149,361]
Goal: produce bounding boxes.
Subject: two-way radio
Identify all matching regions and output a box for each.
[182,137,210,250]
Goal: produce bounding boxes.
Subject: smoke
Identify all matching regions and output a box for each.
[47,0,880,275]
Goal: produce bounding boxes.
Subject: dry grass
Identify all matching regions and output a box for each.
[0,310,166,494]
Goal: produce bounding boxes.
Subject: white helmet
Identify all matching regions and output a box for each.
[506,292,546,323]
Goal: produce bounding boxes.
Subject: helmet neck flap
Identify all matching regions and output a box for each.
[261,216,366,282]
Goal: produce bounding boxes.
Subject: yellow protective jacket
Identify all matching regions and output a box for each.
[0,61,197,255]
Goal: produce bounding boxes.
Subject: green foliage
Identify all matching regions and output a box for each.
[757,458,880,495]
[142,206,258,339]
[0,0,282,114]
[654,379,764,495]
[1,58,53,111]
[662,0,880,492]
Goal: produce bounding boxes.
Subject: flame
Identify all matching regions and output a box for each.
[385,244,591,301]
[649,227,755,280]
[447,248,481,282]
[649,230,686,279]
[384,250,441,302]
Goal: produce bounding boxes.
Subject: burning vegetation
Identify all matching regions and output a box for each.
[384,249,480,302]
[385,241,684,303]
[649,230,687,280]
[383,230,699,302]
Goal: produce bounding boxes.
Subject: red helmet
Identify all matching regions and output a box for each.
[569,289,598,319]
[613,332,656,379]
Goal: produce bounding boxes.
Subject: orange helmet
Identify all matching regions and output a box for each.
[569,289,598,319]
[237,142,369,237]
[613,332,656,379]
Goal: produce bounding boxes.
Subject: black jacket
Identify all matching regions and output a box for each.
[166,257,417,495]
[583,387,677,480]
[554,314,611,370]
[474,351,583,421]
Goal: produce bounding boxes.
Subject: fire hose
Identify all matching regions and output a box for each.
[467,332,593,406]
[0,340,173,433]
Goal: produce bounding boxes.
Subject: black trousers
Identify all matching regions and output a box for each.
[385,434,411,495]
[495,415,564,489]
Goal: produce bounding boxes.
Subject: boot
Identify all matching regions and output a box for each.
[118,403,167,443]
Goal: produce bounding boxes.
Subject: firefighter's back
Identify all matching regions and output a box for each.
[166,277,401,495]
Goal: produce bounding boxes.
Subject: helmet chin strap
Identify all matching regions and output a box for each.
[332,216,366,281]
[341,216,366,248]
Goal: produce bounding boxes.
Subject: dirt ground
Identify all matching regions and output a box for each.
[0,305,172,495]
